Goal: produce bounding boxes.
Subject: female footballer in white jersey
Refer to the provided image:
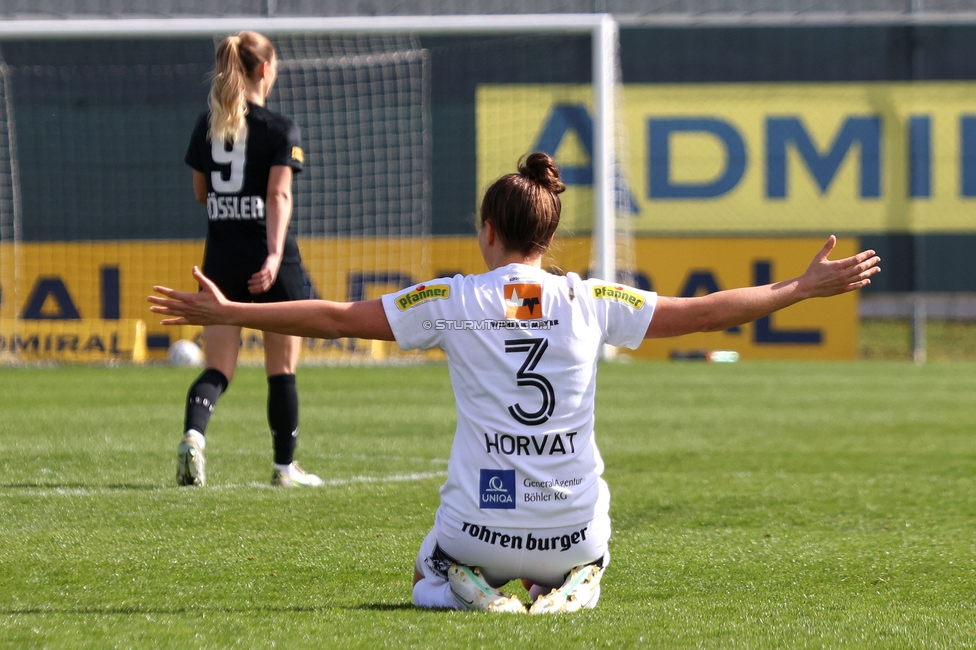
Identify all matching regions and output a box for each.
[178,31,322,489]
[151,153,880,613]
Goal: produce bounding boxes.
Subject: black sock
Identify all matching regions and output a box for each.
[268,373,299,465]
[184,369,229,436]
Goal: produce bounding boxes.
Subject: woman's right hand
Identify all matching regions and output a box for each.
[248,252,282,295]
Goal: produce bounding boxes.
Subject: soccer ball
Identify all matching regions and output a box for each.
[167,339,204,368]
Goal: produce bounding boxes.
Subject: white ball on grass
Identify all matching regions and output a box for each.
[167,339,204,368]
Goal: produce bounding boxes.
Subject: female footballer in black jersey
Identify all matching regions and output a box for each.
[178,31,322,488]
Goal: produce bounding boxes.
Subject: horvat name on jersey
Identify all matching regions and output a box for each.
[484,431,578,456]
[396,284,451,311]
[206,194,266,221]
[591,285,647,309]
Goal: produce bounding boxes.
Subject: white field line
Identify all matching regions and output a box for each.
[2,470,447,496]
[240,470,448,489]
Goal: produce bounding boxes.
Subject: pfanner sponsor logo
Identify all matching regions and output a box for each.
[592,285,646,310]
[479,469,516,509]
[396,284,450,311]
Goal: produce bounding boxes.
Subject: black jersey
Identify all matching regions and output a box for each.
[184,102,304,266]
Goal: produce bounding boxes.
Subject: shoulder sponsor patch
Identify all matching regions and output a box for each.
[396,283,450,311]
[504,283,542,320]
[291,146,304,163]
[591,285,646,309]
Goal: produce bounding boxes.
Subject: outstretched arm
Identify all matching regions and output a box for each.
[645,236,880,339]
[149,266,395,341]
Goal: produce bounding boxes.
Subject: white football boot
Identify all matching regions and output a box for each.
[271,462,324,487]
[176,431,206,487]
[528,563,604,614]
[448,564,526,613]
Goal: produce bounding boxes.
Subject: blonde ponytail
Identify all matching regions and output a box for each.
[207,31,275,144]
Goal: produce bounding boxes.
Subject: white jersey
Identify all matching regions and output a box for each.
[382,263,657,528]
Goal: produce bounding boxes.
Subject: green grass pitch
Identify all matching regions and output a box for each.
[2,360,976,647]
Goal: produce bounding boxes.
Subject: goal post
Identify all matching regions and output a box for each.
[0,15,626,363]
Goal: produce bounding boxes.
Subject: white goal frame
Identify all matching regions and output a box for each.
[0,14,621,288]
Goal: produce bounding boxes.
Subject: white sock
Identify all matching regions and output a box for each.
[274,462,293,475]
[412,578,465,610]
[185,429,205,450]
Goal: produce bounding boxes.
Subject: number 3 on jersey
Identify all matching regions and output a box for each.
[211,127,247,193]
[505,338,555,426]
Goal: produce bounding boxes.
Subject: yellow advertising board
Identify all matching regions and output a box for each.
[477,82,976,234]
[0,236,857,361]
[629,237,858,360]
[0,319,146,363]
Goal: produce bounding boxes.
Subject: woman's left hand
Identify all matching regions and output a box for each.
[797,235,881,299]
[248,252,282,294]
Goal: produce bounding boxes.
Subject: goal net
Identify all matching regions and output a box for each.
[274,33,432,361]
[0,16,630,363]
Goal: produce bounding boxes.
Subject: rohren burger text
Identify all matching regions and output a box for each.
[460,521,590,552]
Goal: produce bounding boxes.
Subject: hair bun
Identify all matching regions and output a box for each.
[520,152,566,195]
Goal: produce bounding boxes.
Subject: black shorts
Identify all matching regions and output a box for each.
[203,259,307,304]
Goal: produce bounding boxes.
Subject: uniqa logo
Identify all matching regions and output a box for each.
[479,469,516,509]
